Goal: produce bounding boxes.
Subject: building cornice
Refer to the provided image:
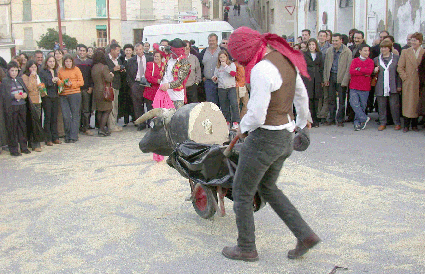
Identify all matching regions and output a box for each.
[12,17,121,24]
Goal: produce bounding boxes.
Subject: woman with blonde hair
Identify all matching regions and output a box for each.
[212,50,240,129]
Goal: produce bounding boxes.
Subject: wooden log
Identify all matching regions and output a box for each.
[168,102,229,145]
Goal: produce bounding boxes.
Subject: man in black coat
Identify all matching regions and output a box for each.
[106,43,123,131]
[126,43,148,130]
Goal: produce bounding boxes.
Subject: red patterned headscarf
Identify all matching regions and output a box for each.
[228,26,309,83]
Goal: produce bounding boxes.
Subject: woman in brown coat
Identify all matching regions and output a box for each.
[91,50,114,136]
[22,60,43,151]
[397,32,425,132]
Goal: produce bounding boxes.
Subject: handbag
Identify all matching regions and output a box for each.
[371,67,379,87]
[103,82,114,101]
[238,86,247,98]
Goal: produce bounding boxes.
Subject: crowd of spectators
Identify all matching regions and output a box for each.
[292,28,425,132]
[0,33,247,157]
[1,26,424,157]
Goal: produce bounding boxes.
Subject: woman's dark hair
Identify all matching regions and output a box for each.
[92,50,108,65]
[341,34,349,45]
[43,55,57,70]
[62,54,75,68]
[19,53,29,61]
[123,44,134,51]
[54,49,64,58]
[307,38,320,53]
[23,60,38,76]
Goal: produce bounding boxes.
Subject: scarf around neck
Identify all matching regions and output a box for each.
[379,53,393,96]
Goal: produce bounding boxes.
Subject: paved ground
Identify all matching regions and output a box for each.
[1,112,424,274]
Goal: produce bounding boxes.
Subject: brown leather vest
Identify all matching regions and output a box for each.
[263,51,296,126]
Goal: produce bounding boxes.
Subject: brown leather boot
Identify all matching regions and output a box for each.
[287,234,321,259]
[222,246,259,262]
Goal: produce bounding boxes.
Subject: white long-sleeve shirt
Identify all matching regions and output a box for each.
[240,59,312,134]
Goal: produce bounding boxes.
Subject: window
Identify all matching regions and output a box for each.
[96,26,107,47]
[56,26,66,34]
[309,0,317,11]
[178,0,192,12]
[134,29,143,45]
[59,0,65,19]
[96,0,107,17]
[340,0,353,8]
[140,0,154,19]
[270,9,274,25]
[23,0,32,21]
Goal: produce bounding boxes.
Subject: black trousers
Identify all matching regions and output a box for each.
[233,128,315,251]
[42,96,60,142]
[130,83,146,119]
[404,117,418,128]
[80,89,92,132]
[5,104,28,154]
[328,73,346,123]
[309,98,320,124]
[186,84,199,104]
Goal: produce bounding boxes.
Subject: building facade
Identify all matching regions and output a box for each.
[11,0,122,51]
[8,0,222,55]
[121,0,222,45]
[249,0,425,45]
[0,0,15,61]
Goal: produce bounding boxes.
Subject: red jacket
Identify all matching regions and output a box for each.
[349,57,375,91]
[144,61,164,101]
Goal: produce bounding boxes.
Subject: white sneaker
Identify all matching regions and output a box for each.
[231,122,239,130]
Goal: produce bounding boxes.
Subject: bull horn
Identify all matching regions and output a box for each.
[163,109,176,124]
[134,108,165,125]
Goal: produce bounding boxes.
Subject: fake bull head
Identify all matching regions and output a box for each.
[136,108,176,156]
[136,102,230,157]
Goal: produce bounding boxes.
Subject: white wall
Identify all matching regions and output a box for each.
[318,0,335,32]
[393,0,425,45]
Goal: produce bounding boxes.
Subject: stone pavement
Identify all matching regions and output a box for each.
[227,4,262,32]
[0,114,424,273]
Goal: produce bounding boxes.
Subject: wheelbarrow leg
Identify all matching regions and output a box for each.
[185,179,196,201]
[217,186,226,217]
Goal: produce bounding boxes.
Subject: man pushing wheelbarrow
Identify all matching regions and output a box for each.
[221,26,321,262]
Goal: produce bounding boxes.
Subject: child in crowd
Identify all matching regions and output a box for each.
[212,50,240,129]
[349,44,375,131]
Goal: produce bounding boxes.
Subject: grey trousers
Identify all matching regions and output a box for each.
[233,128,315,252]
[107,88,119,129]
[376,94,401,126]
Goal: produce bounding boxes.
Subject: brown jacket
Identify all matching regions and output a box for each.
[323,44,352,87]
[397,47,425,118]
[22,74,42,104]
[91,63,114,111]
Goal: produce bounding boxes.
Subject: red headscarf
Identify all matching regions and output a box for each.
[228,26,309,83]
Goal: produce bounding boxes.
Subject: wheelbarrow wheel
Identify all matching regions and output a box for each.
[192,184,217,219]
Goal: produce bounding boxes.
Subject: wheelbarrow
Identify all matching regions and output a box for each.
[167,136,266,219]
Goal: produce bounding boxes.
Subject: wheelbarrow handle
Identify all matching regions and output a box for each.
[223,135,240,157]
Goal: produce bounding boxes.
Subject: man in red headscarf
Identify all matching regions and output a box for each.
[222,27,320,262]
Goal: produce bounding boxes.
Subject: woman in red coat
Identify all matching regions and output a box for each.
[144,52,165,112]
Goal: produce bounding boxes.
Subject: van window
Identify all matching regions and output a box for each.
[222,32,231,40]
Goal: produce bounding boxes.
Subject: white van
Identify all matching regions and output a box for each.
[142,21,234,50]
